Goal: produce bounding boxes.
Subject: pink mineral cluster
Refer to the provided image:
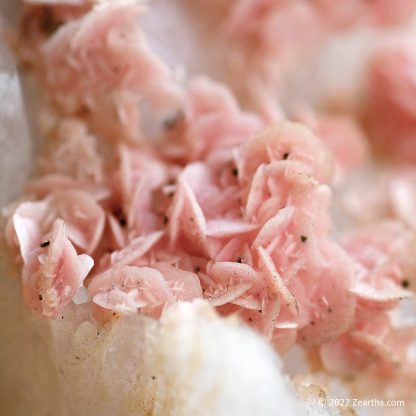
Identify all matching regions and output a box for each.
[4,0,416,406]
[223,0,416,119]
[367,35,416,163]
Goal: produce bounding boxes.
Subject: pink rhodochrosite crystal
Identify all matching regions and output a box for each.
[223,0,416,119]
[7,213,93,318]
[367,35,416,163]
[2,0,416,414]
